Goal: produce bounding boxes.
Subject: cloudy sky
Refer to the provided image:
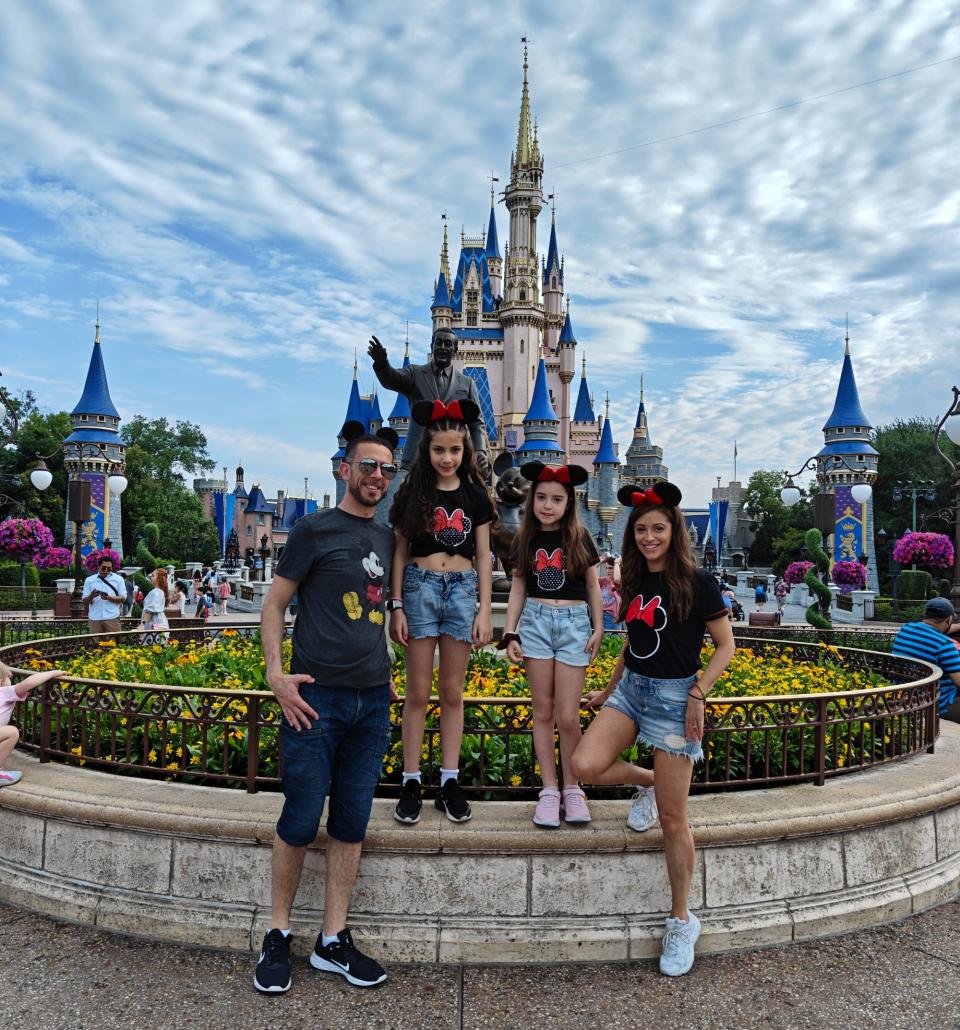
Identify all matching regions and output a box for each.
[1,1,957,507]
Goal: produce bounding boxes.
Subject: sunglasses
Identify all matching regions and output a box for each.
[345,458,399,479]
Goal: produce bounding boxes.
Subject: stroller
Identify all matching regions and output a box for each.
[730,599,745,621]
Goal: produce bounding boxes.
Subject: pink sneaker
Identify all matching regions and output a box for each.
[0,770,23,787]
[533,787,561,828]
[562,786,592,824]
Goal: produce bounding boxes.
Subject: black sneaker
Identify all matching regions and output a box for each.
[435,778,472,822]
[394,779,422,824]
[309,928,387,988]
[253,928,292,993]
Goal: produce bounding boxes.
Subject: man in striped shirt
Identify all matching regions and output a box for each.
[892,597,960,723]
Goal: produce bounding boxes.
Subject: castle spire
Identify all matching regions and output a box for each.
[440,217,451,286]
[515,42,532,168]
[72,315,120,419]
[822,335,871,431]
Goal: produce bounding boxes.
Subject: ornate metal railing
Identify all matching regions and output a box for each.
[0,617,204,647]
[2,628,940,796]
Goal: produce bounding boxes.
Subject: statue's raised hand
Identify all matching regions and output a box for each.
[368,335,388,366]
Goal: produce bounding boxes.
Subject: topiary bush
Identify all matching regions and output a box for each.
[804,529,832,629]
[897,569,933,601]
[0,558,40,587]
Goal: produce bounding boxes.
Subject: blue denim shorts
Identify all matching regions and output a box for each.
[518,600,593,667]
[277,682,392,846]
[604,669,703,762]
[403,564,477,642]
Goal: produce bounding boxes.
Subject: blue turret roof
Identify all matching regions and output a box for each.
[634,401,646,428]
[72,340,120,419]
[544,217,561,283]
[450,248,495,313]
[369,392,383,424]
[432,271,451,309]
[573,376,594,422]
[485,205,501,259]
[823,350,871,430]
[244,485,274,515]
[559,311,576,344]
[523,360,558,423]
[593,416,619,465]
[345,377,362,424]
[388,350,411,419]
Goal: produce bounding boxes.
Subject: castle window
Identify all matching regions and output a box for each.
[466,311,478,327]
[97,415,105,422]
[467,289,478,305]
[520,339,524,354]
[257,514,265,526]
[552,276,557,288]
[246,525,252,536]
[519,289,526,302]
[836,428,844,435]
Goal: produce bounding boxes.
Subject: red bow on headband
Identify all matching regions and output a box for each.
[631,488,663,506]
[434,508,465,533]
[625,595,661,627]
[537,466,571,484]
[430,399,465,422]
[534,548,564,572]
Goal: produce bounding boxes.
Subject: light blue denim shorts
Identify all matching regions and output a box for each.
[403,564,477,643]
[604,669,703,762]
[518,600,593,667]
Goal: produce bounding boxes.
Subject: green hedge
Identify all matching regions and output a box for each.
[0,559,40,588]
[897,570,933,601]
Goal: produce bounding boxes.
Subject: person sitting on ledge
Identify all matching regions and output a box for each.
[892,597,960,724]
[572,481,734,978]
[254,423,398,996]
[0,664,65,787]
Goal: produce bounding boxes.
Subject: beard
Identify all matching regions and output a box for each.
[347,474,386,509]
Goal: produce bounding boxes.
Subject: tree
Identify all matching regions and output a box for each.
[2,407,72,536]
[120,417,216,558]
[742,470,813,565]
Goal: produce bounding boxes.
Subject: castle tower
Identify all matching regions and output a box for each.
[589,398,621,549]
[64,316,126,558]
[542,209,564,352]
[500,44,545,436]
[332,358,363,501]
[817,330,879,591]
[514,358,563,463]
[556,300,577,455]
[486,192,502,300]
[431,223,453,333]
[622,375,669,488]
[569,354,600,473]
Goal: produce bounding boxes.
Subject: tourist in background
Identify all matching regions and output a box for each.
[217,577,231,615]
[81,555,126,638]
[138,568,172,640]
[773,577,788,615]
[388,399,496,826]
[754,582,767,611]
[573,481,735,977]
[892,597,960,723]
[598,552,623,631]
[502,462,603,828]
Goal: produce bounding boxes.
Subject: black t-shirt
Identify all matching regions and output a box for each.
[518,529,600,602]
[275,507,395,689]
[622,569,727,678]
[408,480,494,560]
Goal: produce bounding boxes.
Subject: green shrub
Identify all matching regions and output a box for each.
[0,559,40,587]
[941,578,953,599]
[37,566,73,588]
[897,570,933,601]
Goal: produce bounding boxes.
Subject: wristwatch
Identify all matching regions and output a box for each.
[386,598,404,612]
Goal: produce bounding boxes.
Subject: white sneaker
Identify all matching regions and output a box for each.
[659,911,701,976]
[627,786,658,832]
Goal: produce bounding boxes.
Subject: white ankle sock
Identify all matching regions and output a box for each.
[440,768,459,786]
[402,771,422,785]
[321,931,341,947]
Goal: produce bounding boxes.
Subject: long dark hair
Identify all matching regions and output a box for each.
[618,503,696,621]
[513,480,594,580]
[389,419,493,539]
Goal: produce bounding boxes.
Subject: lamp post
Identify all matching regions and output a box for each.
[780,455,873,509]
[933,385,960,609]
[31,443,128,618]
[892,480,936,533]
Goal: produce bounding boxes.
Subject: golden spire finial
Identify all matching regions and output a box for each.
[516,39,533,167]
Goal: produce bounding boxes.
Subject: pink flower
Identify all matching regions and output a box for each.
[892,532,954,570]
[784,561,815,585]
[83,547,123,574]
[0,517,56,562]
[831,561,868,589]
[35,546,75,569]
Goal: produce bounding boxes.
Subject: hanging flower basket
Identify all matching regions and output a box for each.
[831,560,868,592]
[35,546,75,570]
[784,561,815,585]
[0,517,55,563]
[83,547,123,574]
[892,532,954,570]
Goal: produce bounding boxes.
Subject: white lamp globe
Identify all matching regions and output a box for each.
[30,467,53,491]
[944,414,960,447]
[780,485,801,507]
[851,483,873,504]
[108,474,128,495]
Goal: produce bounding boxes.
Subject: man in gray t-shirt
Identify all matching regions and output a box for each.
[255,432,398,995]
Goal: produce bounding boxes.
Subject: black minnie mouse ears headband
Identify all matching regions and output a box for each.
[617,481,683,508]
[520,461,588,487]
[410,398,481,427]
[340,420,400,451]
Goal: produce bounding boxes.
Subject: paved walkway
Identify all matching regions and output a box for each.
[0,899,956,1029]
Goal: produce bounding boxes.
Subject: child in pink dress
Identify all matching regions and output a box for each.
[0,663,66,787]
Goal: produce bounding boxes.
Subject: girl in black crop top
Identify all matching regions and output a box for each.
[386,399,497,824]
[502,462,603,828]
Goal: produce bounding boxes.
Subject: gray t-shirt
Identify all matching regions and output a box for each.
[275,507,394,689]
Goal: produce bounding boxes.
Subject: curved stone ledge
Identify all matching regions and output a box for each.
[2,726,959,963]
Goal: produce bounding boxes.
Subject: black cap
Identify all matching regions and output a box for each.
[924,597,956,620]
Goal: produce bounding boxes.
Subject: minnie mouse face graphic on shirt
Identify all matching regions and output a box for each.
[434,507,472,550]
[534,547,566,591]
[624,594,668,659]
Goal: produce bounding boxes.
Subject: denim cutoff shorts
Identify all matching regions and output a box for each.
[276,681,392,846]
[604,669,703,762]
[518,600,593,667]
[403,564,477,642]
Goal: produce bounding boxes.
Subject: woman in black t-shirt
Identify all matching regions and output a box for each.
[502,461,603,829]
[572,481,734,978]
[387,399,497,826]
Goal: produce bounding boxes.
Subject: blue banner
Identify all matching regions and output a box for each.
[833,486,864,563]
[214,491,235,556]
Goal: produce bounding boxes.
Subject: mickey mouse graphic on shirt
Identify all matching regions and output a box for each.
[434,506,472,551]
[342,550,387,625]
[624,594,668,660]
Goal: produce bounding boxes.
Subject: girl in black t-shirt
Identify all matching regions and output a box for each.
[502,461,603,829]
[387,399,497,826]
[572,481,734,978]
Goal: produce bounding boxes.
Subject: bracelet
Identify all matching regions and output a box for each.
[688,688,707,702]
[500,631,521,649]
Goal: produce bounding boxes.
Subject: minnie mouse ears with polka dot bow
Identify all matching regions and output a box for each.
[617,481,683,509]
[520,461,589,487]
[411,398,481,427]
[340,420,400,451]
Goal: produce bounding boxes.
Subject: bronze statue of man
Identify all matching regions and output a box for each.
[367,327,491,473]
